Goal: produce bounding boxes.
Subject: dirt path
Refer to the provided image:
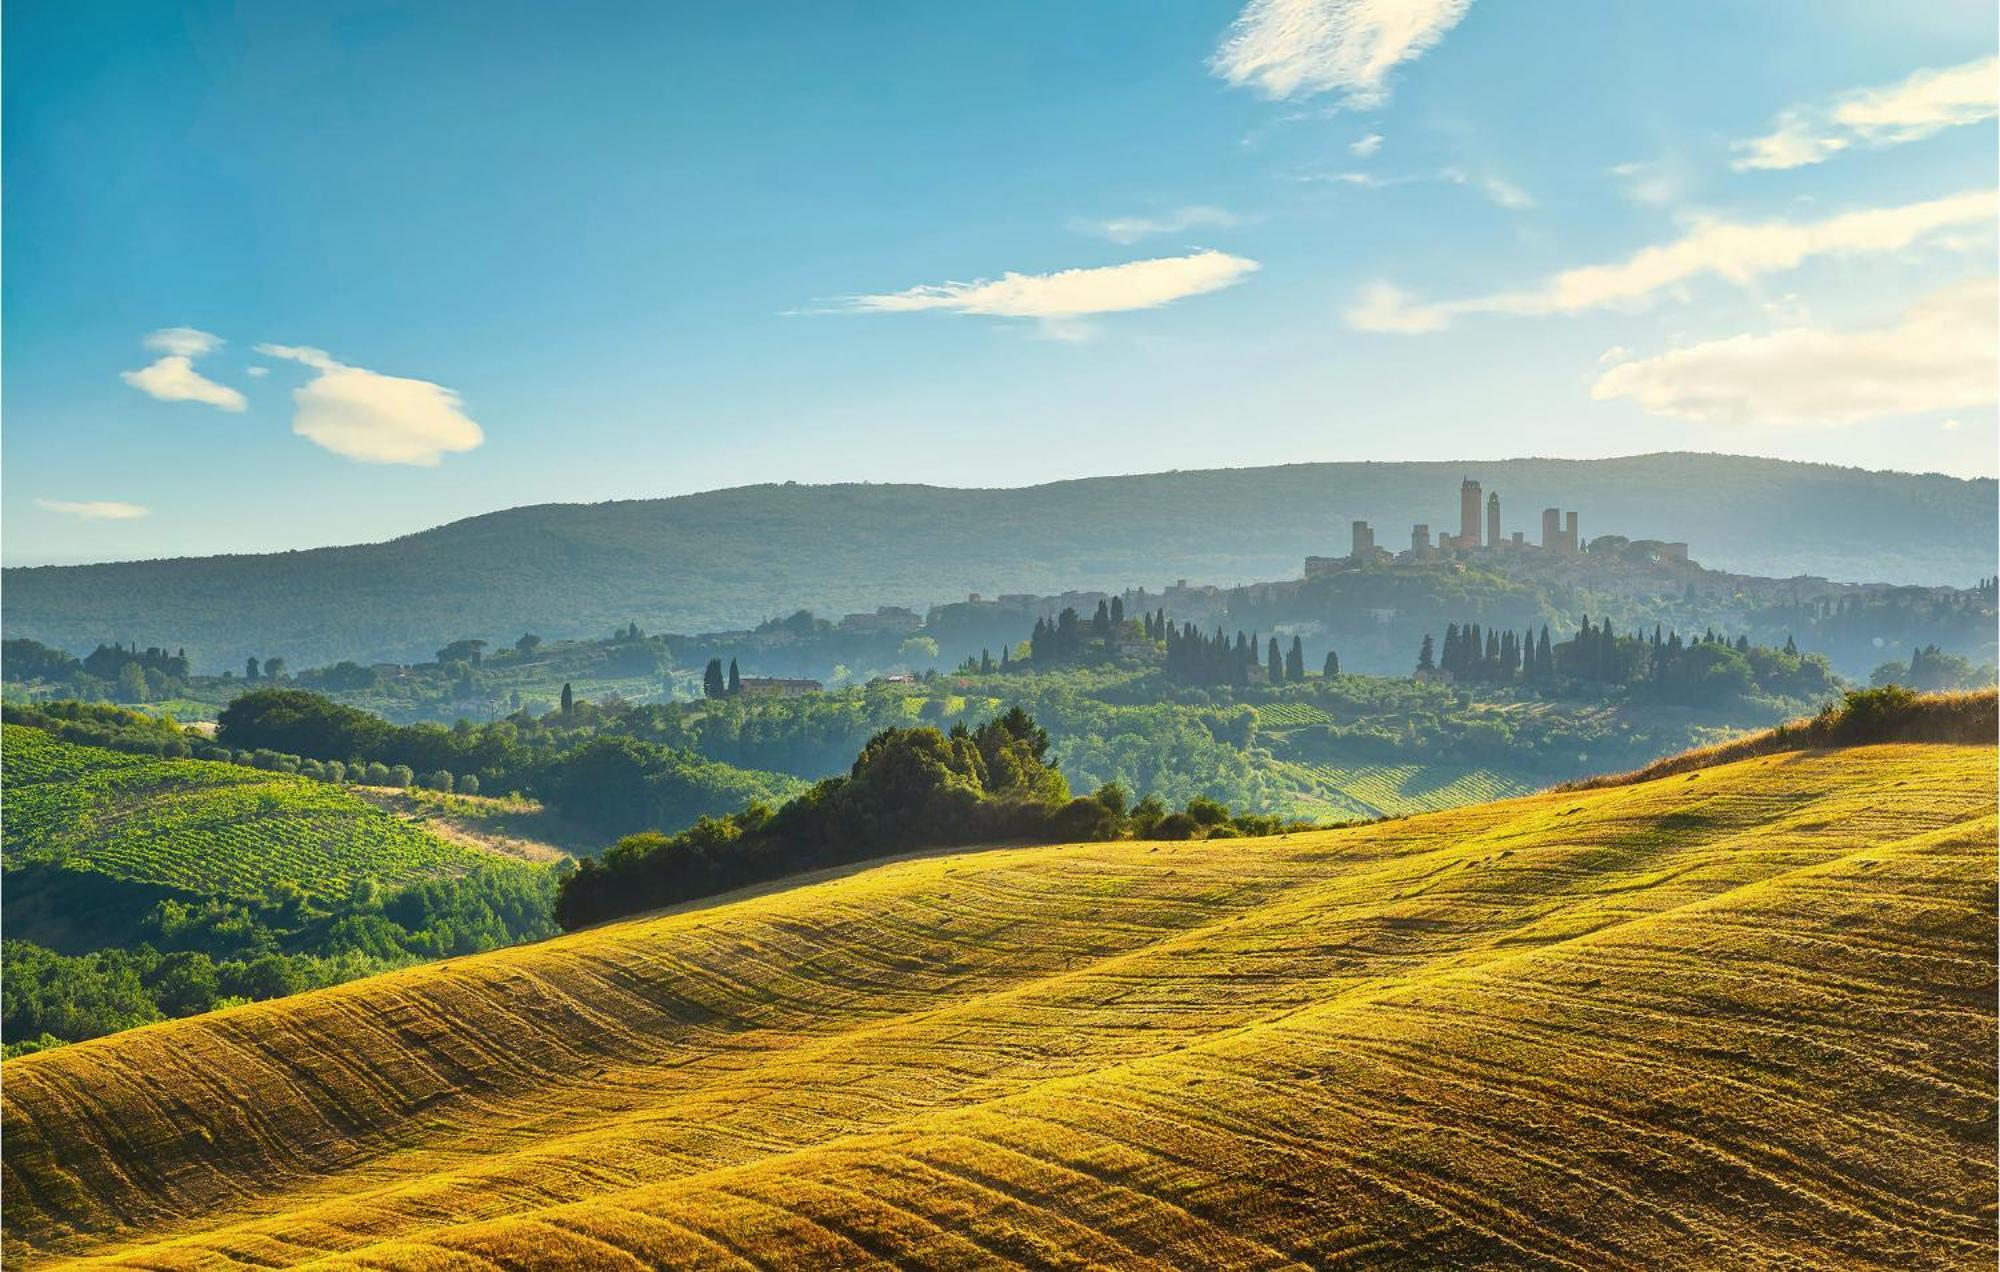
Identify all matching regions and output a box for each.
[349,787,589,864]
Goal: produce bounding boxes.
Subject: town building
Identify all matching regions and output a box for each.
[1487,492,1501,548]
[1351,520,1375,559]
[1460,479,1483,548]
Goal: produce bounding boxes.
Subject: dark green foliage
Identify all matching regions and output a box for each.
[534,735,800,837]
[2,637,80,682]
[2,863,561,1051]
[555,709,1298,929]
[1414,618,1838,707]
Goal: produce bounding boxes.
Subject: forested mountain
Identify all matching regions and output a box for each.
[6,453,1992,668]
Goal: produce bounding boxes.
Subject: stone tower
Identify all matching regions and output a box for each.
[1487,491,1501,548]
[1541,507,1561,550]
[1459,478,1483,549]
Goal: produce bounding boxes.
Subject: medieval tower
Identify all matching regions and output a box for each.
[1459,478,1483,548]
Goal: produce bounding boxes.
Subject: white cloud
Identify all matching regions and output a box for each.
[245,365,270,378]
[1590,277,1998,426]
[121,327,245,411]
[143,327,224,357]
[1941,418,1963,431]
[1349,132,1384,156]
[37,499,149,520]
[1073,206,1243,245]
[834,250,1260,331]
[1348,188,1997,332]
[254,344,485,466]
[1310,164,1528,208]
[1733,56,2000,171]
[1212,0,1473,106]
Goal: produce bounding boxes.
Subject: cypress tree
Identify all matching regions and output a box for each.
[727,658,742,694]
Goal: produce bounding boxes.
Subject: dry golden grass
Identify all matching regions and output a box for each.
[1559,687,1996,792]
[4,741,1994,1269]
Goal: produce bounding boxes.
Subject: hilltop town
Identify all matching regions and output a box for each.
[1310,476,1684,572]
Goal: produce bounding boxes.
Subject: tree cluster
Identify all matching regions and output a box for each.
[1416,618,1839,706]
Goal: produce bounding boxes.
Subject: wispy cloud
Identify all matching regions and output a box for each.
[36,499,150,520]
[1607,158,1687,208]
[1440,167,1534,210]
[1349,132,1384,157]
[1348,188,1997,332]
[120,327,245,411]
[1212,0,1473,107]
[254,344,484,466]
[1733,56,2000,171]
[831,249,1260,336]
[1592,277,1998,426]
[1072,206,1244,245]
[1308,163,1529,209]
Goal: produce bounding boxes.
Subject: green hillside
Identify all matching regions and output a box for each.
[1,724,491,902]
[5,453,1991,667]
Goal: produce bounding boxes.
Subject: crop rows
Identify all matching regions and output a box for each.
[1270,757,1538,818]
[1253,701,1336,728]
[2,725,492,901]
[3,741,1992,1269]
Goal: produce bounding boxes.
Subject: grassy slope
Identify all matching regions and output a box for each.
[1,724,495,902]
[4,742,1993,1268]
[6,454,1991,666]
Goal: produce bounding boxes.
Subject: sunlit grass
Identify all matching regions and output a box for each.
[5,738,1993,1268]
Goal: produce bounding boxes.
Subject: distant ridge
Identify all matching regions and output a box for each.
[5,453,1992,667]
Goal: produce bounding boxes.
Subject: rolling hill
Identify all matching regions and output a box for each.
[5,453,1992,668]
[5,735,1992,1268]
[1,724,494,914]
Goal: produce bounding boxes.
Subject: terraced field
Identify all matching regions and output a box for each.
[3,741,1993,1268]
[1,724,493,901]
[1269,757,1539,819]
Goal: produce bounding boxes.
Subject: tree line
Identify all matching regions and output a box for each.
[1415,618,1838,705]
[555,707,1296,929]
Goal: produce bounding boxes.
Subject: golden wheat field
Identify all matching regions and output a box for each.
[4,741,1994,1269]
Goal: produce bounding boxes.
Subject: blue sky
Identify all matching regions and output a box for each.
[4,0,1995,565]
